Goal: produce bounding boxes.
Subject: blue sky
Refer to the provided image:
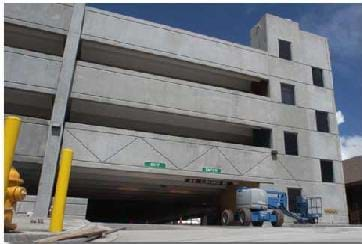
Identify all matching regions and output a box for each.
[89,4,362,159]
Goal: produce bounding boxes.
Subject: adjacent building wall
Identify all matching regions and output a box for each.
[343,156,362,224]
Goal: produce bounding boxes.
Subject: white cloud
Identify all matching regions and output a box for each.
[340,135,362,160]
[336,110,345,125]
[299,5,362,59]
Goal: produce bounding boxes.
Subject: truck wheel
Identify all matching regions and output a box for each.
[271,209,284,227]
[221,209,234,226]
[252,221,264,227]
[239,208,251,226]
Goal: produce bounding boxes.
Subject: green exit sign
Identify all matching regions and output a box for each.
[202,167,221,174]
[144,162,166,169]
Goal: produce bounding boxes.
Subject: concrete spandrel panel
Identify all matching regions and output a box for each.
[272,105,310,130]
[73,64,151,104]
[107,138,177,169]
[268,57,312,85]
[15,119,48,158]
[278,156,322,182]
[297,84,335,113]
[216,147,270,175]
[244,157,294,180]
[183,147,242,175]
[82,9,269,76]
[62,129,100,163]
[299,131,340,160]
[64,128,136,162]
[4,3,73,32]
[144,138,213,169]
[5,48,61,92]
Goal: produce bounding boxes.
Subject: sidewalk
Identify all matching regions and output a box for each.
[4,215,90,243]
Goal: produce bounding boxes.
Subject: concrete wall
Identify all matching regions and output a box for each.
[12,116,49,164]
[251,14,331,70]
[16,195,88,219]
[4,4,347,223]
[72,61,337,133]
[260,179,348,224]
[5,47,61,94]
[4,3,73,34]
[63,121,346,223]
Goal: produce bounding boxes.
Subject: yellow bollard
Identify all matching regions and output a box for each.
[49,148,73,233]
[4,116,22,198]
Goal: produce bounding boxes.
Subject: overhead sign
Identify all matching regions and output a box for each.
[144,162,166,169]
[185,178,224,186]
[202,167,221,174]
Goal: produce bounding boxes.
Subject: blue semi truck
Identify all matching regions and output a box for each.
[221,188,322,227]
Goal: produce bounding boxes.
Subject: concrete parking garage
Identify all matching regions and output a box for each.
[4,3,348,225]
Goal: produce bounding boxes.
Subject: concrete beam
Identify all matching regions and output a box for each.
[32,3,85,221]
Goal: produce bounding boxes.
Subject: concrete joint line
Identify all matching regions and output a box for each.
[64,125,271,155]
[181,146,215,170]
[4,16,69,32]
[65,129,102,162]
[275,158,303,188]
[5,80,55,91]
[102,137,139,163]
[215,147,243,175]
[241,153,271,176]
[5,49,62,62]
[140,138,180,169]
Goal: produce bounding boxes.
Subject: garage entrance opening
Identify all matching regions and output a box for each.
[86,197,219,224]
[13,162,261,225]
[78,168,259,224]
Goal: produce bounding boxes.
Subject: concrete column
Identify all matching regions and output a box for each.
[32,3,85,221]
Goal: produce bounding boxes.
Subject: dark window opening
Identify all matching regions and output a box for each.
[251,80,269,96]
[320,160,334,182]
[312,67,324,87]
[252,128,272,148]
[279,39,292,61]
[316,111,330,132]
[288,188,302,213]
[281,83,295,105]
[284,132,298,156]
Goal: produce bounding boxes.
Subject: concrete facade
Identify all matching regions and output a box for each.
[16,195,88,219]
[4,3,348,223]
